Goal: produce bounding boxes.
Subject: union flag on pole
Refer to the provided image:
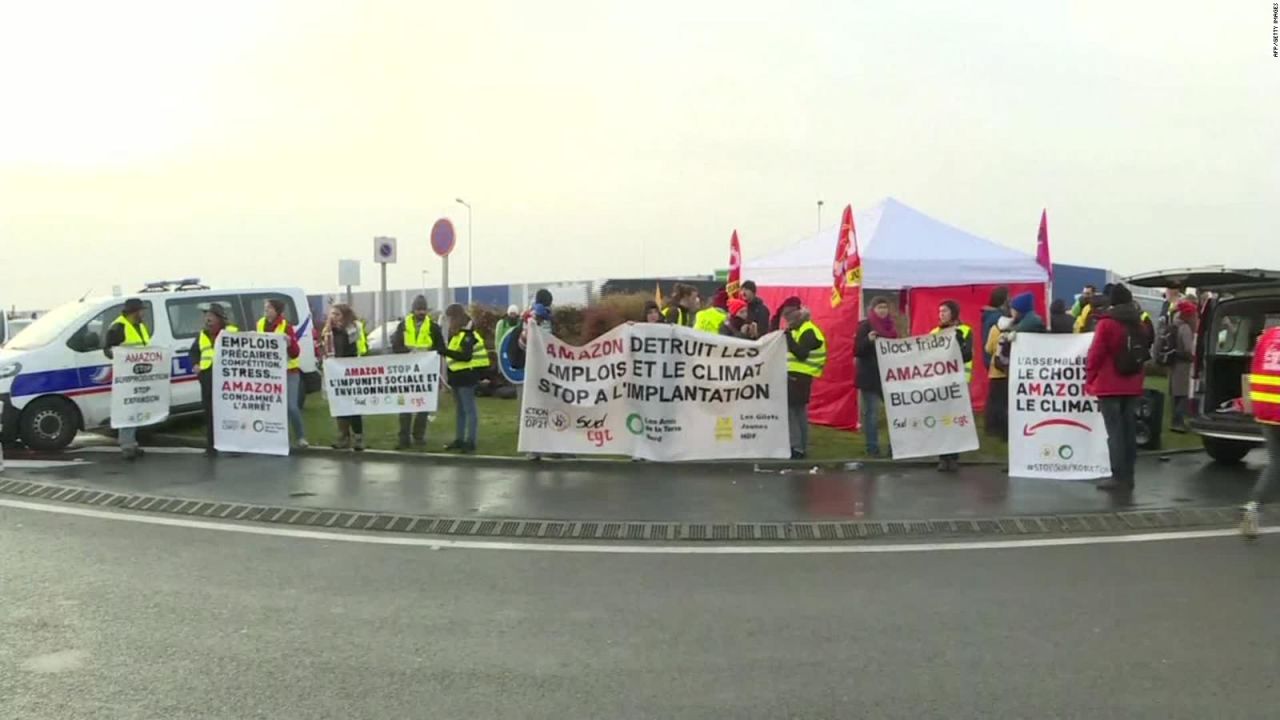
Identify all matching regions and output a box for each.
[726,230,743,298]
[831,204,862,307]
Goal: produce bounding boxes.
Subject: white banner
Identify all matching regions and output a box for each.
[110,346,171,429]
[518,323,790,461]
[213,332,290,456]
[324,353,441,417]
[1009,333,1111,479]
[877,333,979,460]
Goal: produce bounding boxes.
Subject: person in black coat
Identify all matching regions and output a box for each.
[854,296,897,457]
[739,281,772,334]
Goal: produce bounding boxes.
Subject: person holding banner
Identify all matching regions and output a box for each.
[442,304,491,453]
[721,297,761,339]
[257,299,307,449]
[188,303,236,457]
[663,284,700,327]
[740,281,772,335]
[642,301,664,324]
[855,296,898,457]
[931,300,973,472]
[103,298,152,460]
[783,304,827,460]
[392,295,445,449]
[326,303,368,451]
[693,288,729,334]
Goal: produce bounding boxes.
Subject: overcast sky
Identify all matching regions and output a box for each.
[2,0,1276,309]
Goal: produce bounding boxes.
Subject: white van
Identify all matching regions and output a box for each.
[0,282,319,451]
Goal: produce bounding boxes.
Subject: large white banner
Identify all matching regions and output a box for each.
[110,346,171,429]
[877,333,979,460]
[1009,333,1111,479]
[324,353,441,417]
[518,323,790,461]
[213,332,290,456]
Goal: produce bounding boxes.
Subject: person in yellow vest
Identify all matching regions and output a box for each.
[187,303,237,457]
[693,287,729,334]
[783,302,826,460]
[1241,325,1280,538]
[326,303,369,451]
[442,304,491,453]
[931,300,973,473]
[103,298,151,460]
[662,283,700,327]
[257,299,307,449]
[391,295,445,449]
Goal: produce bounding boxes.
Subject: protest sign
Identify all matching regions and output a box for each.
[110,346,171,429]
[1009,333,1110,479]
[324,353,440,417]
[518,323,789,461]
[213,332,290,456]
[877,332,978,460]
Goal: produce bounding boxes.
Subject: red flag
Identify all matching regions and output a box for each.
[1036,209,1052,281]
[831,205,862,307]
[726,230,742,298]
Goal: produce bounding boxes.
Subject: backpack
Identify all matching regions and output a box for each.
[1154,319,1178,366]
[1114,322,1151,376]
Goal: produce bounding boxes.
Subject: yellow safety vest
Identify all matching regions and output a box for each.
[693,307,728,334]
[356,320,369,357]
[257,318,300,371]
[198,324,239,370]
[111,315,151,347]
[931,323,974,381]
[447,330,492,372]
[404,315,436,351]
[787,321,827,378]
[1074,304,1092,334]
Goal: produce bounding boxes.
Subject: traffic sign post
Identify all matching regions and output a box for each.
[338,259,360,306]
[430,219,456,313]
[373,237,397,331]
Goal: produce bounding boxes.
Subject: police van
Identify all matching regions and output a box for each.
[0,281,319,451]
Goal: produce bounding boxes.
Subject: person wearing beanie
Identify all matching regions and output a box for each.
[854,296,899,457]
[534,288,553,307]
[1167,299,1198,431]
[930,300,973,472]
[104,297,154,459]
[495,304,522,349]
[771,296,803,332]
[392,294,445,449]
[1086,282,1147,491]
[1010,292,1046,333]
[694,287,730,334]
[740,280,772,335]
[980,286,1010,369]
[721,297,758,338]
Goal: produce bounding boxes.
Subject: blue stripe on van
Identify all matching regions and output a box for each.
[11,356,198,399]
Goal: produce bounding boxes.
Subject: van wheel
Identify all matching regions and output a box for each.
[19,397,81,451]
[1203,437,1252,465]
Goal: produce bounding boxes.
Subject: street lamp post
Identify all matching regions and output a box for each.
[455,198,472,306]
[817,200,824,231]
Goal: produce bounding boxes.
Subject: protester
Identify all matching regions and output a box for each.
[740,281,772,334]
[771,296,803,332]
[694,288,729,333]
[391,295,445,449]
[1085,283,1147,491]
[257,299,306,449]
[104,298,152,460]
[783,302,826,459]
[721,297,760,339]
[1070,284,1097,317]
[642,300,664,323]
[1168,299,1197,432]
[663,284,700,327]
[495,304,522,348]
[979,286,1010,370]
[327,303,368,451]
[931,300,973,472]
[1077,284,1112,333]
[1240,323,1280,539]
[854,296,897,457]
[441,303,491,453]
[984,315,1016,441]
[188,303,236,457]
[1010,292,1046,333]
[1049,299,1074,334]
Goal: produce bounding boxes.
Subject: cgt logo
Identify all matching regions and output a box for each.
[587,429,614,447]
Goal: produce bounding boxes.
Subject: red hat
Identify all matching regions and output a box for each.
[728,298,748,316]
[1177,299,1197,317]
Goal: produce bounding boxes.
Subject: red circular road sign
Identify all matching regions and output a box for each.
[431,218,456,257]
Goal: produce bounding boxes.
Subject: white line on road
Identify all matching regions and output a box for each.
[70,446,205,455]
[0,497,1271,554]
[0,459,92,469]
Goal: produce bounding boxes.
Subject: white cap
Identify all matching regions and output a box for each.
[507,304,520,315]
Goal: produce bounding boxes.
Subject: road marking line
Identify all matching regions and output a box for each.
[0,460,91,469]
[0,497,1271,554]
[70,446,205,455]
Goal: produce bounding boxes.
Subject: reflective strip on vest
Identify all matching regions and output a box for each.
[112,316,151,346]
[787,321,827,378]
[447,331,491,372]
[257,317,300,370]
[404,315,435,350]
[931,323,973,380]
[694,307,728,334]
[198,324,239,370]
[1250,328,1280,425]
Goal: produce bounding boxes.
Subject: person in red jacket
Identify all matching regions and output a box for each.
[1241,326,1280,538]
[258,299,306,449]
[1085,284,1146,491]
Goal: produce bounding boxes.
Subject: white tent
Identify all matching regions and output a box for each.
[744,197,1048,289]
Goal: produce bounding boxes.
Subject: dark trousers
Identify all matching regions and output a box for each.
[1100,396,1140,484]
[399,412,428,443]
[342,416,364,434]
[1249,424,1280,504]
[985,377,1009,440]
[199,371,214,449]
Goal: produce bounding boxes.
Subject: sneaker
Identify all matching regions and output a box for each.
[444,441,463,451]
[1241,504,1260,540]
[1096,477,1123,491]
[395,439,411,450]
[352,434,365,452]
[296,439,310,450]
[122,447,138,461]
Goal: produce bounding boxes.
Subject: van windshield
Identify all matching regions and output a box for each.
[4,302,91,351]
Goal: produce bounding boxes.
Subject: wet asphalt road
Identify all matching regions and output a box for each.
[4,503,1280,719]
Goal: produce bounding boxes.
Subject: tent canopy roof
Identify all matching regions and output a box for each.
[744,197,1048,289]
